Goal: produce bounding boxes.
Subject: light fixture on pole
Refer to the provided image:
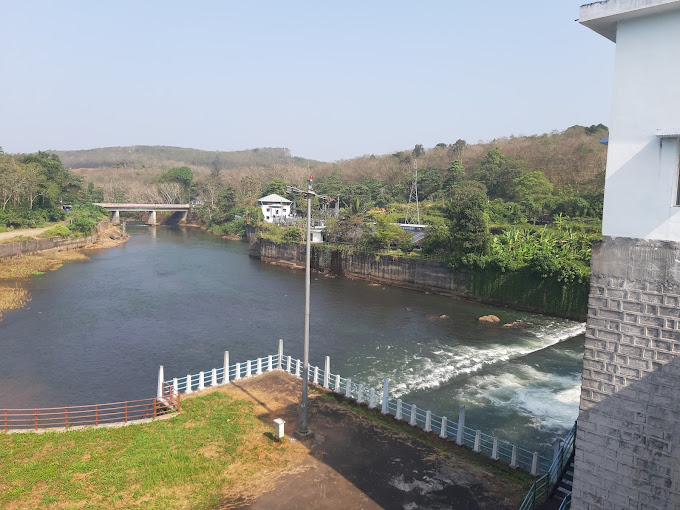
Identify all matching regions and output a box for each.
[285,176,330,438]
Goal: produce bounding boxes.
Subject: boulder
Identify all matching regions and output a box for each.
[478,315,501,323]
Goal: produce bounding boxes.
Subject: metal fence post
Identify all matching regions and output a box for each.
[268,354,273,372]
[223,351,230,384]
[278,339,283,370]
[381,378,389,414]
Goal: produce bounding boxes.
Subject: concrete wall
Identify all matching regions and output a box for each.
[251,238,588,320]
[601,9,680,241]
[571,236,680,509]
[0,221,110,260]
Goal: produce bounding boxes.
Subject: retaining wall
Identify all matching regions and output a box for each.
[572,237,680,509]
[0,221,111,260]
[250,238,588,320]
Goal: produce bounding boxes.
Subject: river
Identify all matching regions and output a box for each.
[0,225,584,455]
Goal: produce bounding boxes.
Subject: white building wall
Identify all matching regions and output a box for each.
[602,9,680,240]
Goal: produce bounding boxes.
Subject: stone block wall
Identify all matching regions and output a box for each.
[572,236,680,509]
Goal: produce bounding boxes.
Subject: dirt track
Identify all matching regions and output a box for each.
[206,372,527,510]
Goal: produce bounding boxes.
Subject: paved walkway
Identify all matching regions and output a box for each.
[0,222,66,242]
[206,372,529,510]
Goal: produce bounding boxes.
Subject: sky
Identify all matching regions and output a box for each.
[0,1,615,162]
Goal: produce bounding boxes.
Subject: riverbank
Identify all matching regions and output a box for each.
[248,236,588,321]
[0,372,531,509]
[0,223,128,321]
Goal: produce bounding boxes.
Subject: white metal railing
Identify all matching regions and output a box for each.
[163,340,565,477]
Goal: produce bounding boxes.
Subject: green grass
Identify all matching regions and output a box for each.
[0,392,290,509]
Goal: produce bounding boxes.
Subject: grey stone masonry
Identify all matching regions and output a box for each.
[572,237,680,510]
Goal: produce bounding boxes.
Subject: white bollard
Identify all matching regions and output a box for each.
[368,388,376,409]
[313,366,319,385]
[234,363,241,381]
[424,410,432,432]
[409,405,417,426]
[510,445,518,469]
[473,430,481,453]
[186,374,193,394]
[295,359,301,378]
[357,384,365,403]
[286,355,292,373]
[246,360,252,378]
[257,358,262,375]
[267,355,273,372]
[323,357,330,388]
[345,379,352,398]
[273,418,285,440]
[198,371,205,391]
[173,378,179,397]
[531,452,539,476]
[440,417,448,439]
[278,339,283,370]
[491,438,499,460]
[381,378,389,414]
[223,351,230,384]
[456,405,466,446]
[211,368,218,387]
[395,399,403,420]
[157,365,165,399]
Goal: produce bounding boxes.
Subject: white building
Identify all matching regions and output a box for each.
[573,2,680,509]
[580,0,680,241]
[257,194,292,223]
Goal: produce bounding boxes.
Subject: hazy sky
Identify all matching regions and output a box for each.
[0,1,614,162]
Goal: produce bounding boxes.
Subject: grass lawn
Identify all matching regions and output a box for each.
[0,392,294,509]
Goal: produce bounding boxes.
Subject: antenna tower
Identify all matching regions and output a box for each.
[405,159,420,224]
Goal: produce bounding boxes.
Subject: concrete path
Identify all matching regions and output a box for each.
[207,372,529,510]
[0,223,64,242]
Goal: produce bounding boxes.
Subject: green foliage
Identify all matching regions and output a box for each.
[471,147,526,200]
[412,144,425,158]
[283,226,304,242]
[261,178,287,198]
[38,225,72,238]
[487,199,526,225]
[417,167,442,200]
[445,181,490,255]
[443,160,465,193]
[511,170,554,223]
[370,215,404,250]
[68,216,96,236]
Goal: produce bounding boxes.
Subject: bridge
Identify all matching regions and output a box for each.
[94,203,192,225]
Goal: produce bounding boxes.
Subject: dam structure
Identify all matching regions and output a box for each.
[574,1,680,509]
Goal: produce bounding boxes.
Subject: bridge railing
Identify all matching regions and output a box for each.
[165,340,561,477]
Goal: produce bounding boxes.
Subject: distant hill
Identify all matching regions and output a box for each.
[55,145,318,171]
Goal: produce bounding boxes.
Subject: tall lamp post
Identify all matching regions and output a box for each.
[285,176,329,438]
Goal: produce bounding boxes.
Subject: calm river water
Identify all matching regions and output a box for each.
[0,225,584,455]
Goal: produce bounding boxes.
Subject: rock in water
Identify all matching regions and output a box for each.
[478,315,500,323]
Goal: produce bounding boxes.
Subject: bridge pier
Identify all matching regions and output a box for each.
[180,210,188,224]
[111,210,120,224]
[147,211,158,225]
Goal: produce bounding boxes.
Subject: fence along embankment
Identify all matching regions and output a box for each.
[249,237,588,321]
[164,340,576,478]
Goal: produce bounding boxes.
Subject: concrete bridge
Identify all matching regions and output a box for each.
[94,203,191,225]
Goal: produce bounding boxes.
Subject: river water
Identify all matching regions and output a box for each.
[0,225,584,455]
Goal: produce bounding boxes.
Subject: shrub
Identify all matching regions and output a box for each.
[69,216,96,236]
[39,225,71,238]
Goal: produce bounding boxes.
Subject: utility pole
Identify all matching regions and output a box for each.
[405,159,420,224]
[285,177,330,438]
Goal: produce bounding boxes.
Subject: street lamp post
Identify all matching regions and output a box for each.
[285,176,329,438]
